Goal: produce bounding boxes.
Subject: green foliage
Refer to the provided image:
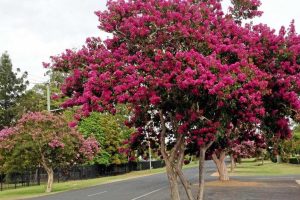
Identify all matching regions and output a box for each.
[293,125,300,140]
[78,109,133,165]
[0,52,28,129]
[15,69,69,118]
[15,87,46,117]
[45,70,69,110]
[278,127,300,162]
[0,112,98,174]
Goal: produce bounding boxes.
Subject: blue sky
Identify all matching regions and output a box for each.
[0,0,299,87]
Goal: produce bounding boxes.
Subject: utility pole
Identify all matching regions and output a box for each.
[46,83,51,112]
[46,82,64,113]
[149,141,152,170]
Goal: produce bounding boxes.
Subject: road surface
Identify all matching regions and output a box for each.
[29,161,216,200]
[29,161,300,200]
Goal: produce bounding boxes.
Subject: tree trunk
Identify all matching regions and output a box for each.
[175,142,195,200]
[176,165,195,200]
[219,158,229,181]
[159,110,198,200]
[230,155,235,172]
[45,167,54,193]
[276,155,282,163]
[165,162,181,200]
[41,154,54,193]
[212,151,229,181]
[159,111,181,200]
[197,147,206,200]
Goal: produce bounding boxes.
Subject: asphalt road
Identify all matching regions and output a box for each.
[29,161,300,200]
[29,161,217,200]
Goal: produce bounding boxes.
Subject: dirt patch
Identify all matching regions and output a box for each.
[203,180,262,187]
[210,172,219,177]
[210,171,236,177]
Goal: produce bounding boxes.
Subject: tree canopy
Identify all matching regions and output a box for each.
[0,52,28,129]
[78,110,133,165]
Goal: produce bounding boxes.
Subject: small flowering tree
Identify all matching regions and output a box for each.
[0,112,99,193]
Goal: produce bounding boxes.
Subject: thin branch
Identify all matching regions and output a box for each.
[159,110,169,160]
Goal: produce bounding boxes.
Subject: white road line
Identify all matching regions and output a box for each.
[130,188,163,200]
[87,191,108,197]
[296,180,300,185]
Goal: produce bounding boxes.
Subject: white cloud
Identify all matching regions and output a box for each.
[254,0,300,31]
[0,0,107,85]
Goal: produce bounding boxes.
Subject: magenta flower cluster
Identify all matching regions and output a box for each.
[47,0,300,153]
[48,139,65,149]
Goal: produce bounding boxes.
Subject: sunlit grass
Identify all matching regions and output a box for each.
[230,158,300,176]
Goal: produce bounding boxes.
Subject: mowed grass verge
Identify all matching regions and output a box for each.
[230,158,300,176]
[0,162,197,200]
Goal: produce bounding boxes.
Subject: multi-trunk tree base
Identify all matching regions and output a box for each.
[212,151,229,181]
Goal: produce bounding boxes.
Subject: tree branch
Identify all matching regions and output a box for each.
[159,110,169,160]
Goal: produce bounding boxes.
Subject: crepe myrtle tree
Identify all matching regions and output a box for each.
[0,112,99,193]
[231,18,300,165]
[254,23,300,151]
[208,0,300,182]
[46,0,300,199]
[230,129,266,169]
[207,124,266,179]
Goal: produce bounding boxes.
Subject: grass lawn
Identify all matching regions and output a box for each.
[230,159,300,176]
[294,131,300,139]
[0,162,197,200]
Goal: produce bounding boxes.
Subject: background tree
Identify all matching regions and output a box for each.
[204,0,300,183]
[46,70,70,111]
[14,69,69,117]
[278,126,300,163]
[0,52,28,129]
[78,110,133,165]
[206,123,266,180]
[15,84,46,116]
[0,112,99,193]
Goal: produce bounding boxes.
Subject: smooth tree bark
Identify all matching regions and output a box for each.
[41,154,54,193]
[159,110,203,200]
[230,155,235,172]
[175,142,195,200]
[159,111,182,200]
[45,167,54,193]
[197,147,206,200]
[165,161,181,200]
[172,142,214,200]
[212,151,229,181]
[276,155,282,163]
[196,142,213,200]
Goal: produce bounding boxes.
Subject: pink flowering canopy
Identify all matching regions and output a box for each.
[0,112,99,171]
[206,123,266,158]
[47,0,300,157]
